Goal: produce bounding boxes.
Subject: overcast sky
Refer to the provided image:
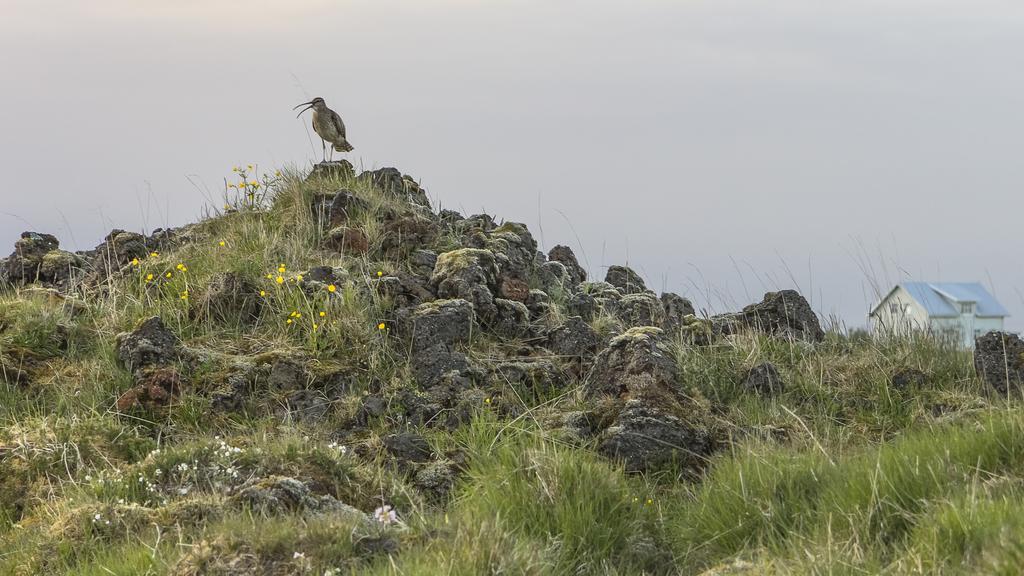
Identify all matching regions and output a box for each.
[2,0,1023,329]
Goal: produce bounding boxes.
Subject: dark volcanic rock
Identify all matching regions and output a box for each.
[373,273,435,309]
[307,160,355,181]
[116,316,182,374]
[547,316,600,359]
[536,261,569,294]
[566,291,599,321]
[395,299,475,353]
[490,360,565,391]
[719,290,825,343]
[487,299,530,340]
[409,250,439,278]
[974,331,1024,395]
[548,245,586,286]
[379,215,439,258]
[741,362,784,395]
[486,222,538,283]
[361,167,430,207]
[891,367,928,391]
[115,366,183,411]
[324,226,370,254]
[586,327,678,399]
[326,189,370,227]
[410,344,477,390]
[3,232,84,288]
[599,400,711,473]
[605,265,647,295]
[414,461,457,502]
[525,289,552,320]
[610,292,666,329]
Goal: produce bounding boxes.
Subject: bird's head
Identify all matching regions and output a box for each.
[293,97,326,117]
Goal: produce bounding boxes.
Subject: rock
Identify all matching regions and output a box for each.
[298,266,350,294]
[357,395,388,425]
[326,189,370,227]
[548,245,586,286]
[191,272,262,325]
[610,292,666,329]
[395,299,475,353]
[890,368,928,391]
[115,367,183,411]
[974,331,1024,395]
[379,215,439,258]
[486,222,538,283]
[383,432,433,464]
[498,276,530,302]
[741,362,784,395]
[373,273,435,309]
[39,250,85,287]
[430,249,500,317]
[89,230,148,279]
[486,299,530,339]
[324,226,370,254]
[599,400,711,473]
[307,160,355,181]
[278,390,330,422]
[116,316,182,374]
[414,461,457,502]
[3,232,65,286]
[566,291,599,321]
[536,261,569,294]
[557,410,598,441]
[232,476,368,520]
[490,360,565,392]
[660,292,696,332]
[586,327,678,399]
[361,167,430,208]
[267,358,310,391]
[723,290,824,342]
[547,316,601,359]
[410,343,477,390]
[605,265,647,295]
[525,289,552,320]
[451,213,496,237]
[409,249,439,278]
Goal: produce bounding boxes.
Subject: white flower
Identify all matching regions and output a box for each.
[373,504,398,525]
[293,551,305,559]
[84,475,92,481]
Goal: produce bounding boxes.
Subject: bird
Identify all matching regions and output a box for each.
[293,97,354,162]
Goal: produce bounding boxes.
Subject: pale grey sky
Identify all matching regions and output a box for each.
[2,0,1023,328]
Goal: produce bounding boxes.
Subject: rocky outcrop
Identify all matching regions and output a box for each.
[661,292,696,332]
[714,290,824,343]
[974,331,1024,395]
[360,167,430,208]
[2,232,83,288]
[609,292,666,329]
[741,362,784,395]
[599,400,711,473]
[548,245,586,287]
[430,249,500,318]
[395,299,479,390]
[605,265,647,295]
[547,316,601,359]
[116,316,183,375]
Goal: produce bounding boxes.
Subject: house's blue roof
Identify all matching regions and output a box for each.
[901,282,1010,318]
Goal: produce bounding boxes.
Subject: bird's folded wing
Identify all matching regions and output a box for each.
[330,109,347,139]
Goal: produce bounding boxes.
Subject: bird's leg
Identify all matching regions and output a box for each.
[321,139,326,163]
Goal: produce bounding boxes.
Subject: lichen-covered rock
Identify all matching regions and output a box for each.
[599,400,711,473]
[307,159,355,181]
[718,290,824,342]
[498,276,530,302]
[661,292,696,332]
[586,327,677,399]
[89,230,149,279]
[486,298,530,339]
[609,292,666,329]
[414,461,457,502]
[39,250,85,286]
[379,215,439,258]
[566,291,599,321]
[410,343,477,390]
[409,249,439,278]
[547,316,600,359]
[373,272,435,309]
[741,362,784,395]
[325,189,370,227]
[974,331,1024,395]
[3,232,62,286]
[191,272,262,325]
[395,299,475,353]
[536,261,569,294]
[525,289,552,320]
[490,359,565,392]
[116,316,182,374]
[232,476,368,520]
[487,222,538,283]
[430,249,500,317]
[548,245,586,286]
[267,358,310,391]
[605,265,647,295]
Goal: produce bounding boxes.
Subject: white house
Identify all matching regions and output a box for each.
[869,282,1009,348]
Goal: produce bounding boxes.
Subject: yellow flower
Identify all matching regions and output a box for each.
[376,270,383,277]
[312,323,319,330]
[484,397,491,404]
[233,166,240,172]
[286,319,293,325]
[145,273,154,282]
[259,290,266,297]
[223,204,231,210]
[130,258,139,266]
[180,290,189,300]
[218,240,226,247]
[276,276,284,285]
[319,311,326,317]
[646,498,653,505]
[165,272,172,278]
[176,263,187,272]
[228,183,236,188]
[327,284,336,293]
[250,181,259,187]
[278,264,286,273]
[266,274,273,279]
[377,322,386,330]
[297,274,304,281]
[150,252,159,258]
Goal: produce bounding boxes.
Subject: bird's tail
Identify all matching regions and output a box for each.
[333,140,354,152]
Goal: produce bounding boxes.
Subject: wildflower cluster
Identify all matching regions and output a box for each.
[223,164,281,210]
[374,504,399,526]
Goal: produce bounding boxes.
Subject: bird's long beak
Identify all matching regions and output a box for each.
[293,101,314,117]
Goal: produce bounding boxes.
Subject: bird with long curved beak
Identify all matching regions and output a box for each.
[294,97,354,163]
